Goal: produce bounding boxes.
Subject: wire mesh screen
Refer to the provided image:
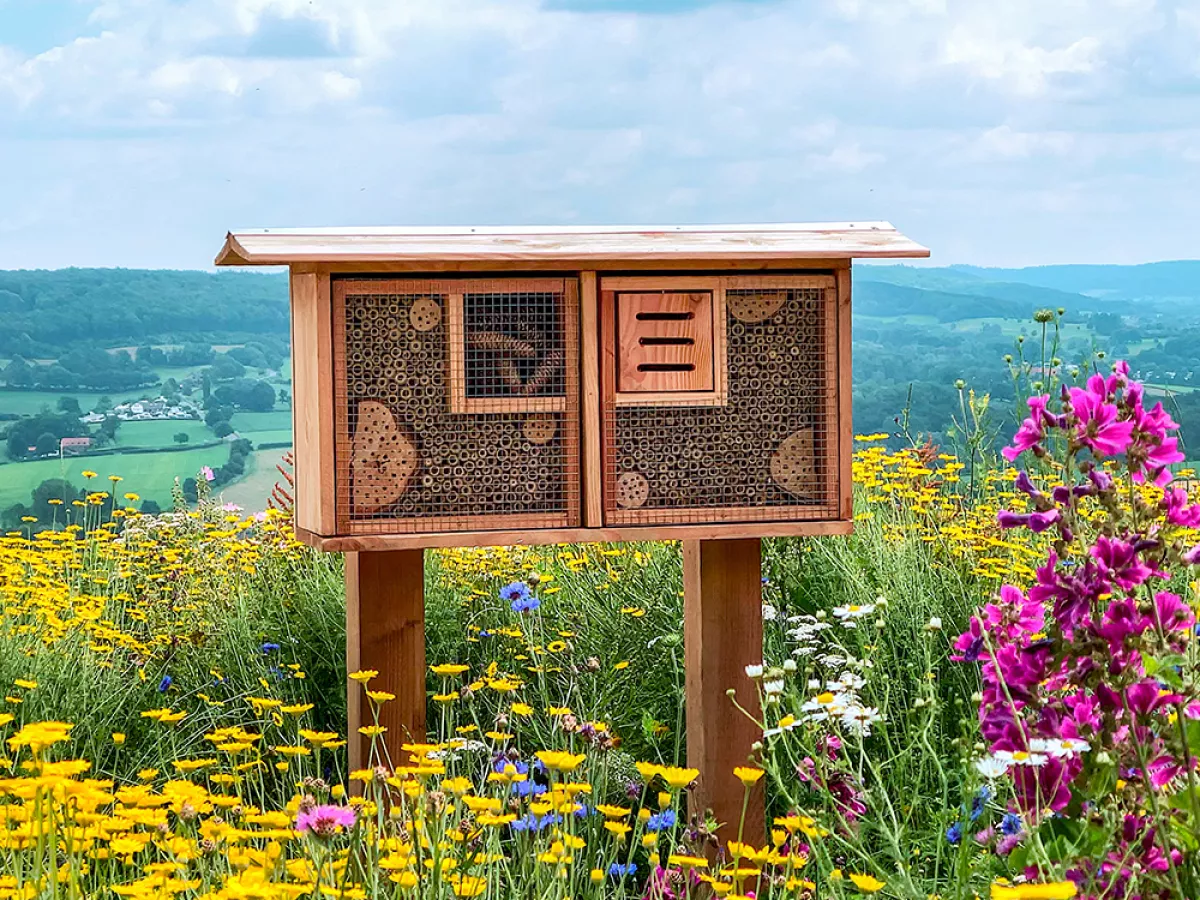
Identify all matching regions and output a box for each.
[333,278,580,534]
[604,284,839,526]
[464,291,566,400]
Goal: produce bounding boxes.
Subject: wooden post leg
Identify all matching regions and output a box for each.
[683,538,765,842]
[345,549,426,773]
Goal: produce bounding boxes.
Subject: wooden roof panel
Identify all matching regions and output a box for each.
[214,222,929,265]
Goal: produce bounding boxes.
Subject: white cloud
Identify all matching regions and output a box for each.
[941,31,1102,95]
[0,0,1197,267]
[971,125,1075,161]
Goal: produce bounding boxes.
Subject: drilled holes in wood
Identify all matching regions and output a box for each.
[351,400,419,513]
[523,414,558,445]
[728,290,786,324]
[409,296,443,332]
[770,428,818,499]
[615,471,650,509]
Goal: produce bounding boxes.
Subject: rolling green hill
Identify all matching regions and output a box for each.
[0,268,289,357]
[947,260,1200,302]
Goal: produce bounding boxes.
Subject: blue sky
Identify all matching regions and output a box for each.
[1,0,1198,269]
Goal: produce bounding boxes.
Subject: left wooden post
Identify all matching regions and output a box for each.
[345,549,427,773]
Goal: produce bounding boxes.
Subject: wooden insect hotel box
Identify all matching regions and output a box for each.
[214,223,929,831]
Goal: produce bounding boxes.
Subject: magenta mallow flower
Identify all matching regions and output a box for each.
[1089,534,1162,591]
[1068,385,1134,457]
[997,507,1061,534]
[1002,395,1055,462]
[952,584,1045,663]
[1124,680,1182,719]
[1128,396,1184,486]
[1164,487,1200,527]
[1028,551,1104,635]
[296,804,356,836]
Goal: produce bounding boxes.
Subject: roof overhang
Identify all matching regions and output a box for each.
[214,222,929,266]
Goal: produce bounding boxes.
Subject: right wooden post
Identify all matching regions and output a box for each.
[683,538,765,842]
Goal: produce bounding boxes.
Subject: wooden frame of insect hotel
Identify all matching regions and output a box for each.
[214,222,930,833]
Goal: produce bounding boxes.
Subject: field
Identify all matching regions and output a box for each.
[230,408,294,445]
[0,386,153,416]
[218,445,292,509]
[116,419,212,447]
[1,356,1198,900]
[1,358,295,516]
[0,444,235,509]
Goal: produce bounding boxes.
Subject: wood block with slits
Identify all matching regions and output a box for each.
[617,292,714,393]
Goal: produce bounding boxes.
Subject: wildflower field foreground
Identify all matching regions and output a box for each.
[2,361,1199,899]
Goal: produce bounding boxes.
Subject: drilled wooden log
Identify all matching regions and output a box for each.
[351,400,418,513]
[518,349,564,396]
[468,331,537,358]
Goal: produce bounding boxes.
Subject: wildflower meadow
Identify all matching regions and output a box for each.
[2,349,1199,899]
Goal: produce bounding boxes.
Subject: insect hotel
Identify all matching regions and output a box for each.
[214,223,929,831]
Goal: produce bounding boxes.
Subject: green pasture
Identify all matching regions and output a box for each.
[946,317,1094,339]
[1144,382,1200,396]
[0,387,150,417]
[0,445,231,510]
[115,419,211,447]
[230,409,293,446]
[217,448,292,510]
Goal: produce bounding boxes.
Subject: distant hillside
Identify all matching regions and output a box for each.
[948,261,1200,302]
[2,261,1198,360]
[857,261,1200,319]
[0,269,288,357]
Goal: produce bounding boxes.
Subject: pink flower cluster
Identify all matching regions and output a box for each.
[1002,361,1184,486]
[296,803,356,837]
[796,733,866,825]
[959,361,1200,898]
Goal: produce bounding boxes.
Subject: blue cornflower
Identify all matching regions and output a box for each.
[1000,812,1022,836]
[608,863,637,878]
[501,581,532,603]
[494,758,528,775]
[511,812,561,832]
[945,822,963,845]
[261,642,281,654]
[157,675,172,693]
[513,779,547,797]
[969,786,993,822]
[501,581,539,613]
[646,810,677,831]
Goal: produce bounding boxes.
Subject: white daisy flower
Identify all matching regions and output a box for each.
[840,705,883,736]
[974,756,1011,779]
[1029,737,1090,758]
[833,603,876,624]
[992,749,1049,768]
